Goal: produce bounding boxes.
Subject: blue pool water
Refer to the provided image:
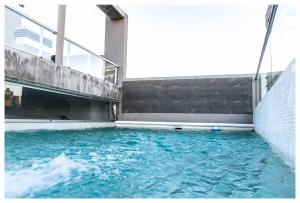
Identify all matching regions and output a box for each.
[5,128,294,198]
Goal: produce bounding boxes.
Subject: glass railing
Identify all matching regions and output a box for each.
[63,39,104,79]
[5,5,57,61]
[4,5,119,84]
[255,5,296,101]
[104,61,118,84]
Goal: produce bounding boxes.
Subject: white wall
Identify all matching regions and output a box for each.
[5,120,115,131]
[254,60,295,168]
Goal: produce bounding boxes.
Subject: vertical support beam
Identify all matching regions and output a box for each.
[97,5,128,117]
[252,77,262,110]
[108,102,112,121]
[104,15,128,118]
[252,79,256,112]
[104,15,128,85]
[55,5,66,65]
[252,78,258,110]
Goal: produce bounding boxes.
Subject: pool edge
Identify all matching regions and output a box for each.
[5,120,254,132]
[115,121,254,131]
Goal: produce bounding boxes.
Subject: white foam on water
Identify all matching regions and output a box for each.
[5,154,87,198]
[6,151,131,197]
[89,152,98,157]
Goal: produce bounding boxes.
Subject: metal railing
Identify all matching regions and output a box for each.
[254,5,296,102]
[255,5,278,80]
[5,5,119,84]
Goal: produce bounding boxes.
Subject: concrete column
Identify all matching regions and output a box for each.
[252,80,256,111]
[104,15,128,85]
[55,5,66,65]
[97,5,128,118]
[108,102,112,121]
[97,5,128,85]
[252,78,261,109]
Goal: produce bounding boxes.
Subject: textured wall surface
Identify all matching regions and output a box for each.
[254,60,295,168]
[5,46,121,102]
[122,77,253,114]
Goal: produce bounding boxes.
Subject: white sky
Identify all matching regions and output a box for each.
[6,4,296,78]
[259,5,296,74]
[122,5,268,78]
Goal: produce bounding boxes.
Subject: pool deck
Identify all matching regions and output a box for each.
[5,119,115,132]
[5,119,254,131]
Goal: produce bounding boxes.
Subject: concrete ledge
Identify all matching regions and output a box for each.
[5,46,121,102]
[115,121,254,131]
[125,73,255,81]
[5,120,115,131]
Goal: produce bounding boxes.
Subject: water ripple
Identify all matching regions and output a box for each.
[5,128,295,198]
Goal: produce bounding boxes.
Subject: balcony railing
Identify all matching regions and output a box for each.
[4,5,119,84]
[255,5,296,101]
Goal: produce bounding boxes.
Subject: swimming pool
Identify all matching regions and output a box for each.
[5,128,295,198]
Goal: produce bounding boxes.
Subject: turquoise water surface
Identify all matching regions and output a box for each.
[5,128,295,198]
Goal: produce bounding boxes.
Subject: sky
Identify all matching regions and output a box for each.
[121,5,268,78]
[5,4,296,78]
[259,5,296,74]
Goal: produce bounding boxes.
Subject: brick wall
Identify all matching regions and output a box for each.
[254,59,295,168]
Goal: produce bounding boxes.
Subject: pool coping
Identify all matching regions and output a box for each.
[115,121,254,131]
[5,119,254,132]
[5,119,115,131]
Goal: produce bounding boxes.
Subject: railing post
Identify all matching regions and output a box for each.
[114,67,118,85]
[102,62,106,80]
[66,41,70,66]
[55,5,66,66]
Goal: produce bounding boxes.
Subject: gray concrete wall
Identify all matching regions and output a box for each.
[5,46,121,102]
[122,77,253,114]
[120,76,253,124]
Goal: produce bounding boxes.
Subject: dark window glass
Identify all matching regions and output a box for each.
[5,83,109,121]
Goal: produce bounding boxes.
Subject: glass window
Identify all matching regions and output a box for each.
[5,83,109,121]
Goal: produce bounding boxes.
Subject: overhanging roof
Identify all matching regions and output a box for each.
[97,5,127,20]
